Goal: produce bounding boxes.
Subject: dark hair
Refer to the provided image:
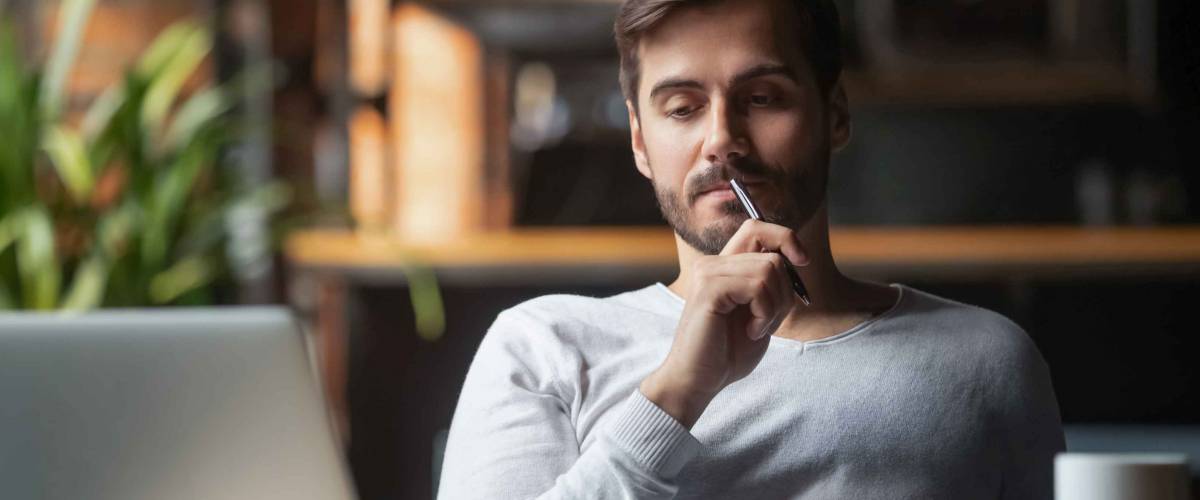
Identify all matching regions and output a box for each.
[614,0,842,110]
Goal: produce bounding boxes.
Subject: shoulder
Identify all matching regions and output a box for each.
[482,285,674,355]
[897,285,1041,364]
[893,286,1060,431]
[499,293,614,325]
[471,286,674,394]
[496,284,676,330]
[505,285,678,321]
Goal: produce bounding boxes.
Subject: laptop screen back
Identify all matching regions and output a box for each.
[0,307,356,500]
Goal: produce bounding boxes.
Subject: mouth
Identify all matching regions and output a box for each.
[695,179,766,200]
[696,186,737,203]
[686,165,772,207]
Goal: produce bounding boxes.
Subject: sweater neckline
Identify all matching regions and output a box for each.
[650,282,907,348]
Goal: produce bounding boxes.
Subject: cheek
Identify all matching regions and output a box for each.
[643,121,704,186]
[750,111,817,163]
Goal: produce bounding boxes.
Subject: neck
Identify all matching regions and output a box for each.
[668,203,896,342]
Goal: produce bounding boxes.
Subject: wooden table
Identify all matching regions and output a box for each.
[285,225,1200,438]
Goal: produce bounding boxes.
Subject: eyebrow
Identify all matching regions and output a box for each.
[647,63,799,101]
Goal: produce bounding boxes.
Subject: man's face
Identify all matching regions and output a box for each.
[628,0,848,255]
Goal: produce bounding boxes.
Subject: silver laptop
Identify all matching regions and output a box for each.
[0,307,357,500]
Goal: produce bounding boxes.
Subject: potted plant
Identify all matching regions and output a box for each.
[0,0,289,310]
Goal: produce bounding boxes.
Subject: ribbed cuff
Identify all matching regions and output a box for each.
[605,390,702,478]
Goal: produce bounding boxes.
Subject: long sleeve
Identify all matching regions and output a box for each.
[436,309,701,500]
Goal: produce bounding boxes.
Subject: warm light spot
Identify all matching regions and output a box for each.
[390,3,484,242]
[349,106,390,232]
[348,0,389,95]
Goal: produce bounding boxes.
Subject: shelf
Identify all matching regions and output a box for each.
[285,225,1200,284]
[842,63,1149,108]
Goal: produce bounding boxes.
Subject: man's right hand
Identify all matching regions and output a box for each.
[640,219,810,428]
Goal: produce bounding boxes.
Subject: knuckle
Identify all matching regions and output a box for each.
[740,219,763,236]
[756,283,776,311]
[758,259,774,274]
[755,279,772,298]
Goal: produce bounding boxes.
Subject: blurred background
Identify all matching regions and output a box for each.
[1,0,1199,498]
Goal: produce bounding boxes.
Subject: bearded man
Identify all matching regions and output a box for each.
[438,1,1064,498]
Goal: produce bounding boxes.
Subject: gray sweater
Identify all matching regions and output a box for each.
[438,283,1064,499]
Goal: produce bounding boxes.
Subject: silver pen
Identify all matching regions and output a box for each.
[729,178,812,306]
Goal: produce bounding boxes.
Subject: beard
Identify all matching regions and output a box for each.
[653,148,829,256]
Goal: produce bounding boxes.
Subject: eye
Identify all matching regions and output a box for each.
[668,105,700,120]
[748,94,775,107]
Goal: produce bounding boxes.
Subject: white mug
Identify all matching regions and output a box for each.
[1055,453,1191,500]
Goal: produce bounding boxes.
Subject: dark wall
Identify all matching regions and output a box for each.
[828,104,1174,225]
[1159,0,1200,219]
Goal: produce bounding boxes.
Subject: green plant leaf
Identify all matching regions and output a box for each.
[39,0,96,118]
[0,212,19,252]
[0,276,13,306]
[148,255,213,304]
[95,202,138,257]
[244,181,293,213]
[60,253,108,310]
[14,208,60,310]
[174,200,229,257]
[141,142,209,269]
[163,85,229,152]
[162,60,277,154]
[0,22,21,113]
[0,25,39,212]
[135,22,193,78]
[41,125,94,203]
[403,264,445,342]
[0,212,22,306]
[0,279,13,310]
[80,84,125,142]
[139,23,212,144]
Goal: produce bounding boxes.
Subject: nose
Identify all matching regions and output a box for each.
[702,99,748,164]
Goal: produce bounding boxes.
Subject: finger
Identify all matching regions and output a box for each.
[699,253,793,317]
[720,219,809,267]
[699,252,787,279]
[700,275,778,341]
[759,254,793,337]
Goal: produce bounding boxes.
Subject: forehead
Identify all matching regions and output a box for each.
[635,0,804,95]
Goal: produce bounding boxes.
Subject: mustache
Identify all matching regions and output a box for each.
[685,157,777,206]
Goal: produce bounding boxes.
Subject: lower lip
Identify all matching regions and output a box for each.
[698,188,737,202]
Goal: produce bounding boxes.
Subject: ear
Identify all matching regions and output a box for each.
[627,100,653,180]
[827,82,852,153]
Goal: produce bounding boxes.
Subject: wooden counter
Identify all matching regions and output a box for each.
[287,225,1200,283]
